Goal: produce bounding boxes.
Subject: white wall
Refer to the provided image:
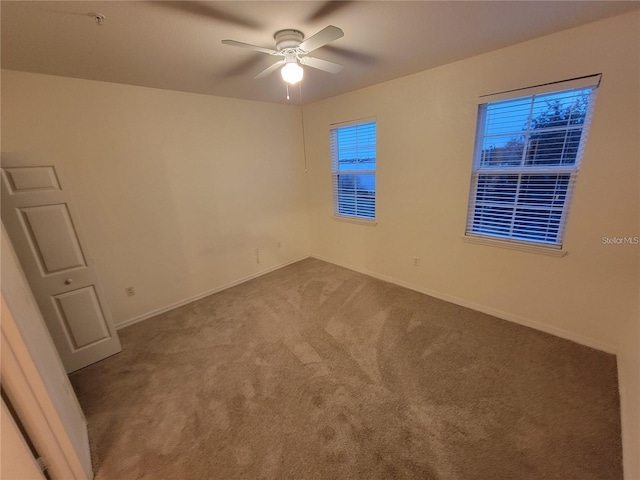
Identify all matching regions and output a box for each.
[302,11,639,479]
[1,71,311,327]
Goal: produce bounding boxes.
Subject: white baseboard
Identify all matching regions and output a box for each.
[115,254,311,330]
[310,254,618,355]
[117,252,617,355]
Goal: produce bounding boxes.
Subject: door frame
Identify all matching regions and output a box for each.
[0,395,46,480]
[1,227,92,480]
[1,295,91,480]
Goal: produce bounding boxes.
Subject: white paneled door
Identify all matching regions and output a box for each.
[1,162,121,372]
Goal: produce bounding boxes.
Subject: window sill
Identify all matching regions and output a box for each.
[462,234,567,257]
[332,215,377,227]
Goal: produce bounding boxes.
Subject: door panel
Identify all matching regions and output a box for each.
[1,161,121,372]
[54,287,110,349]
[19,204,87,274]
[3,166,61,192]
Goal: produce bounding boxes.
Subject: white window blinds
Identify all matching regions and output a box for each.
[330,120,377,220]
[466,83,598,247]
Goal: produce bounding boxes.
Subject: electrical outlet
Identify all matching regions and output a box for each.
[125,286,135,296]
[413,257,420,267]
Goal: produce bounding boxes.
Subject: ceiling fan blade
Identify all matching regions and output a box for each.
[222,39,278,56]
[254,60,286,79]
[307,1,353,22]
[322,45,377,65]
[219,56,264,80]
[153,2,261,29]
[300,56,343,74]
[299,25,344,53]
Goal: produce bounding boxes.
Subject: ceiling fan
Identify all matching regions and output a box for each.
[222,25,344,84]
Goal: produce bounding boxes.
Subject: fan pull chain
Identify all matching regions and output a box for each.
[286,83,290,100]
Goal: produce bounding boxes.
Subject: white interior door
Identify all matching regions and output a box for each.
[1,161,121,373]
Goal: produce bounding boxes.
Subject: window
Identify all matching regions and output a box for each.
[466,82,598,248]
[331,119,377,220]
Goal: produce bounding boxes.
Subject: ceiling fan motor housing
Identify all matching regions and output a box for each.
[222,25,344,81]
[274,29,304,51]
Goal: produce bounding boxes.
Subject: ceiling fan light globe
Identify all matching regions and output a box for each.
[281,62,304,84]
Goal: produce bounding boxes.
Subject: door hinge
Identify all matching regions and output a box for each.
[36,456,48,472]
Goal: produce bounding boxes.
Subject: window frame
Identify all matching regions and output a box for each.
[465,77,599,251]
[330,118,377,223]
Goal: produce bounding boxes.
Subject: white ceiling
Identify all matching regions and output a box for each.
[2,1,638,105]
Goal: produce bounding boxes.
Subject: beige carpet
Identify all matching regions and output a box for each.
[70,258,622,479]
